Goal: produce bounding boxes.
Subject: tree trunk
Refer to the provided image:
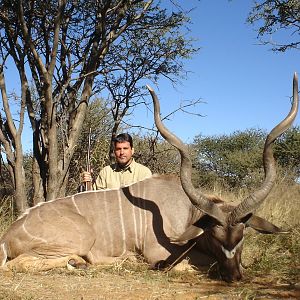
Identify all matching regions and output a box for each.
[32,158,45,205]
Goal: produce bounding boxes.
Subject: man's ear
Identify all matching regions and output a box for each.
[131,147,135,155]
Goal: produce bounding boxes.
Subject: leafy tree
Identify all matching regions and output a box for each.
[192,129,266,189]
[192,127,300,189]
[65,97,113,195]
[274,126,300,178]
[97,9,198,161]
[132,133,180,175]
[247,0,300,51]
[0,0,198,213]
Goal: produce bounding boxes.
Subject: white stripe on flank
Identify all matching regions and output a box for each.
[23,217,47,243]
[136,183,145,252]
[142,185,147,252]
[137,188,143,251]
[72,195,82,215]
[103,191,113,255]
[0,243,7,266]
[17,196,67,220]
[132,189,138,248]
[117,190,126,256]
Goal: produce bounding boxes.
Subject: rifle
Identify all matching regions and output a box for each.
[85,127,92,191]
[79,127,92,192]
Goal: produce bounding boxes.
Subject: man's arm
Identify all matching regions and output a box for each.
[95,167,108,190]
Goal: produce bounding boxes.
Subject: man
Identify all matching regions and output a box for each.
[82,133,152,190]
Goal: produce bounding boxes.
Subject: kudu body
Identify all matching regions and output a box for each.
[0,74,298,282]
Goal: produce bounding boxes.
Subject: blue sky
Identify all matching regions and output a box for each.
[133,0,299,143]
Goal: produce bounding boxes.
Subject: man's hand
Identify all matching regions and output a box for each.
[81,171,92,183]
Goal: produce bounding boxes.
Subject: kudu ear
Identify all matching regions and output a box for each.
[246,215,288,234]
[169,225,204,245]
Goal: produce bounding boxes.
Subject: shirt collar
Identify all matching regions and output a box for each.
[113,158,135,173]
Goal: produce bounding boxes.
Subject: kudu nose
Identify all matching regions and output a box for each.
[221,271,243,282]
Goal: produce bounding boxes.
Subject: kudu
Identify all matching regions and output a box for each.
[0,74,298,282]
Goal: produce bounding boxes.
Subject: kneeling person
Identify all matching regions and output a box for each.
[82,133,152,190]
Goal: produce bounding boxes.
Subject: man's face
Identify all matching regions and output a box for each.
[114,141,134,167]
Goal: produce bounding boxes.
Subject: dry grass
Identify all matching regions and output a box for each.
[0,258,298,299]
[258,180,300,227]
[0,180,299,299]
[0,197,14,234]
[241,180,300,286]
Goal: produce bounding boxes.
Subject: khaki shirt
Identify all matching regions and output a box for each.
[94,159,152,190]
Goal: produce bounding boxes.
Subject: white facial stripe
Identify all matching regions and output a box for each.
[221,237,244,259]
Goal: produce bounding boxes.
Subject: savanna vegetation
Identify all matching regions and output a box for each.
[0,0,199,212]
[0,0,299,299]
[0,171,299,299]
[0,120,299,299]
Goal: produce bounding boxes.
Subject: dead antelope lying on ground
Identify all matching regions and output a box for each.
[0,74,298,282]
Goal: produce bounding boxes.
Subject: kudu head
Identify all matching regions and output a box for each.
[147,73,299,282]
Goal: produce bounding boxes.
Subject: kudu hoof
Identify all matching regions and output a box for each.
[67,258,88,270]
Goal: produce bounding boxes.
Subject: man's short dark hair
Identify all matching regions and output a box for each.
[113,133,133,148]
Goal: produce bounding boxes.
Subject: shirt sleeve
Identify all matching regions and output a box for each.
[144,167,152,177]
[95,167,108,190]
[137,165,152,180]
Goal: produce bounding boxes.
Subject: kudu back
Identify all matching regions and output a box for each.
[0,74,298,282]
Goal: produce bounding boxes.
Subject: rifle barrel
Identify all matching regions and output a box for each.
[85,127,92,190]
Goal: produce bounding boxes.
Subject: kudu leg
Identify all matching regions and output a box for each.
[1,253,87,272]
